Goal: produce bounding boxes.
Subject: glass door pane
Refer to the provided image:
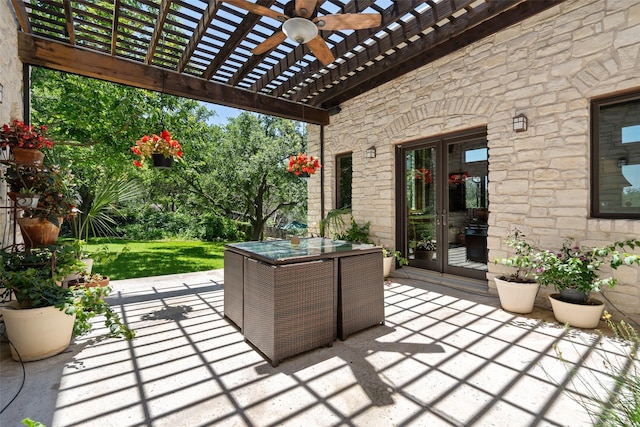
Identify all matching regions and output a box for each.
[445,140,488,275]
[406,147,438,267]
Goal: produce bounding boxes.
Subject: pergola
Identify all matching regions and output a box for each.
[10,0,560,125]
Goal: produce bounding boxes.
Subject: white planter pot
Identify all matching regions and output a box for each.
[63,258,95,286]
[81,258,94,274]
[0,302,75,361]
[549,294,605,329]
[494,277,540,314]
[383,256,394,277]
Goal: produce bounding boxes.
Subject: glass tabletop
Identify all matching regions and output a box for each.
[226,238,377,261]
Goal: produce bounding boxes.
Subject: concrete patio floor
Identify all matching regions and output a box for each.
[0,269,628,426]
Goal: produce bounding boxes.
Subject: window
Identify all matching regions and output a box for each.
[592,91,640,218]
[336,153,352,209]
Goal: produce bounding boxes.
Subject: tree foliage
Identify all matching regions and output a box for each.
[29,68,309,241]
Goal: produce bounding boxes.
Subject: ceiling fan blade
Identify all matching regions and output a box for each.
[223,0,288,22]
[314,13,382,31]
[295,0,317,18]
[306,35,335,66]
[252,31,287,55]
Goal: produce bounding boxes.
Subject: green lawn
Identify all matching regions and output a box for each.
[84,238,228,280]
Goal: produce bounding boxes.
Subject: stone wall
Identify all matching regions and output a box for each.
[309,0,640,319]
[0,1,24,247]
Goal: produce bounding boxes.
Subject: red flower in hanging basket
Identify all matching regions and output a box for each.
[131,129,183,167]
[448,172,470,184]
[287,153,321,176]
[415,167,433,184]
[0,119,55,150]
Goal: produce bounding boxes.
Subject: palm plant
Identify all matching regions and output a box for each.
[73,175,141,241]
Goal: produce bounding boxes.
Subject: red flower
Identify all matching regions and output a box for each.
[287,153,321,175]
[415,167,432,184]
[0,119,56,150]
[449,172,470,184]
[130,129,184,166]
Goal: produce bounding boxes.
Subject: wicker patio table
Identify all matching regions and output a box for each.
[224,238,383,366]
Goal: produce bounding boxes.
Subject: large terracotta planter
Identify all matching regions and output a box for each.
[0,302,75,361]
[17,217,62,247]
[549,294,605,328]
[495,277,540,314]
[12,147,45,164]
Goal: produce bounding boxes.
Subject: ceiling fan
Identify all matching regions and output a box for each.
[223,0,382,65]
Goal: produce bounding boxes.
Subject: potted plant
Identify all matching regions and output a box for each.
[287,153,322,177]
[71,273,110,289]
[0,245,134,361]
[382,244,408,277]
[131,129,183,168]
[534,238,640,327]
[0,119,55,164]
[414,238,436,261]
[6,163,76,247]
[493,229,540,314]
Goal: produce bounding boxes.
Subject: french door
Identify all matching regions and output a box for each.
[396,128,488,280]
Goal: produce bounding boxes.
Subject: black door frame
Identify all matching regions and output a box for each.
[395,127,488,281]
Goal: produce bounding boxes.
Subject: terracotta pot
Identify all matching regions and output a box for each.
[494,277,540,314]
[12,147,44,165]
[152,153,172,168]
[0,302,75,361]
[17,217,63,247]
[82,276,110,288]
[549,294,605,328]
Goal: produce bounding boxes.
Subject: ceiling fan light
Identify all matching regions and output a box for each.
[282,17,318,44]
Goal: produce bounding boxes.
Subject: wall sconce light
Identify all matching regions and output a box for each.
[365,146,376,158]
[512,113,528,132]
[618,158,627,168]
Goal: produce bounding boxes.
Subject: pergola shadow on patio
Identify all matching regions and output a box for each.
[0,270,624,426]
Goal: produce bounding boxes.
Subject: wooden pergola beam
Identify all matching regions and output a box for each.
[17,32,330,125]
[145,0,172,64]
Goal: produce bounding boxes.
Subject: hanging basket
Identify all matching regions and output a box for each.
[12,147,45,165]
[152,153,172,169]
[17,217,63,248]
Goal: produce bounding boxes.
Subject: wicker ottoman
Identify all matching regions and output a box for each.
[243,257,335,367]
[338,252,384,340]
[223,250,244,331]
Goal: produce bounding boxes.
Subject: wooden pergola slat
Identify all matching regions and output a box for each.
[9,0,565,121]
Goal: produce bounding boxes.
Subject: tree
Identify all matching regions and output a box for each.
[177,112,308,240]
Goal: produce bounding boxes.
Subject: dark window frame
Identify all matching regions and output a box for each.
[335,152,353,210]
[591,90,640,219]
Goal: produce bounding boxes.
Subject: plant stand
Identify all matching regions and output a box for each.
[0,302,76,361]
[495,277,539,314]
[549,294,605,328]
